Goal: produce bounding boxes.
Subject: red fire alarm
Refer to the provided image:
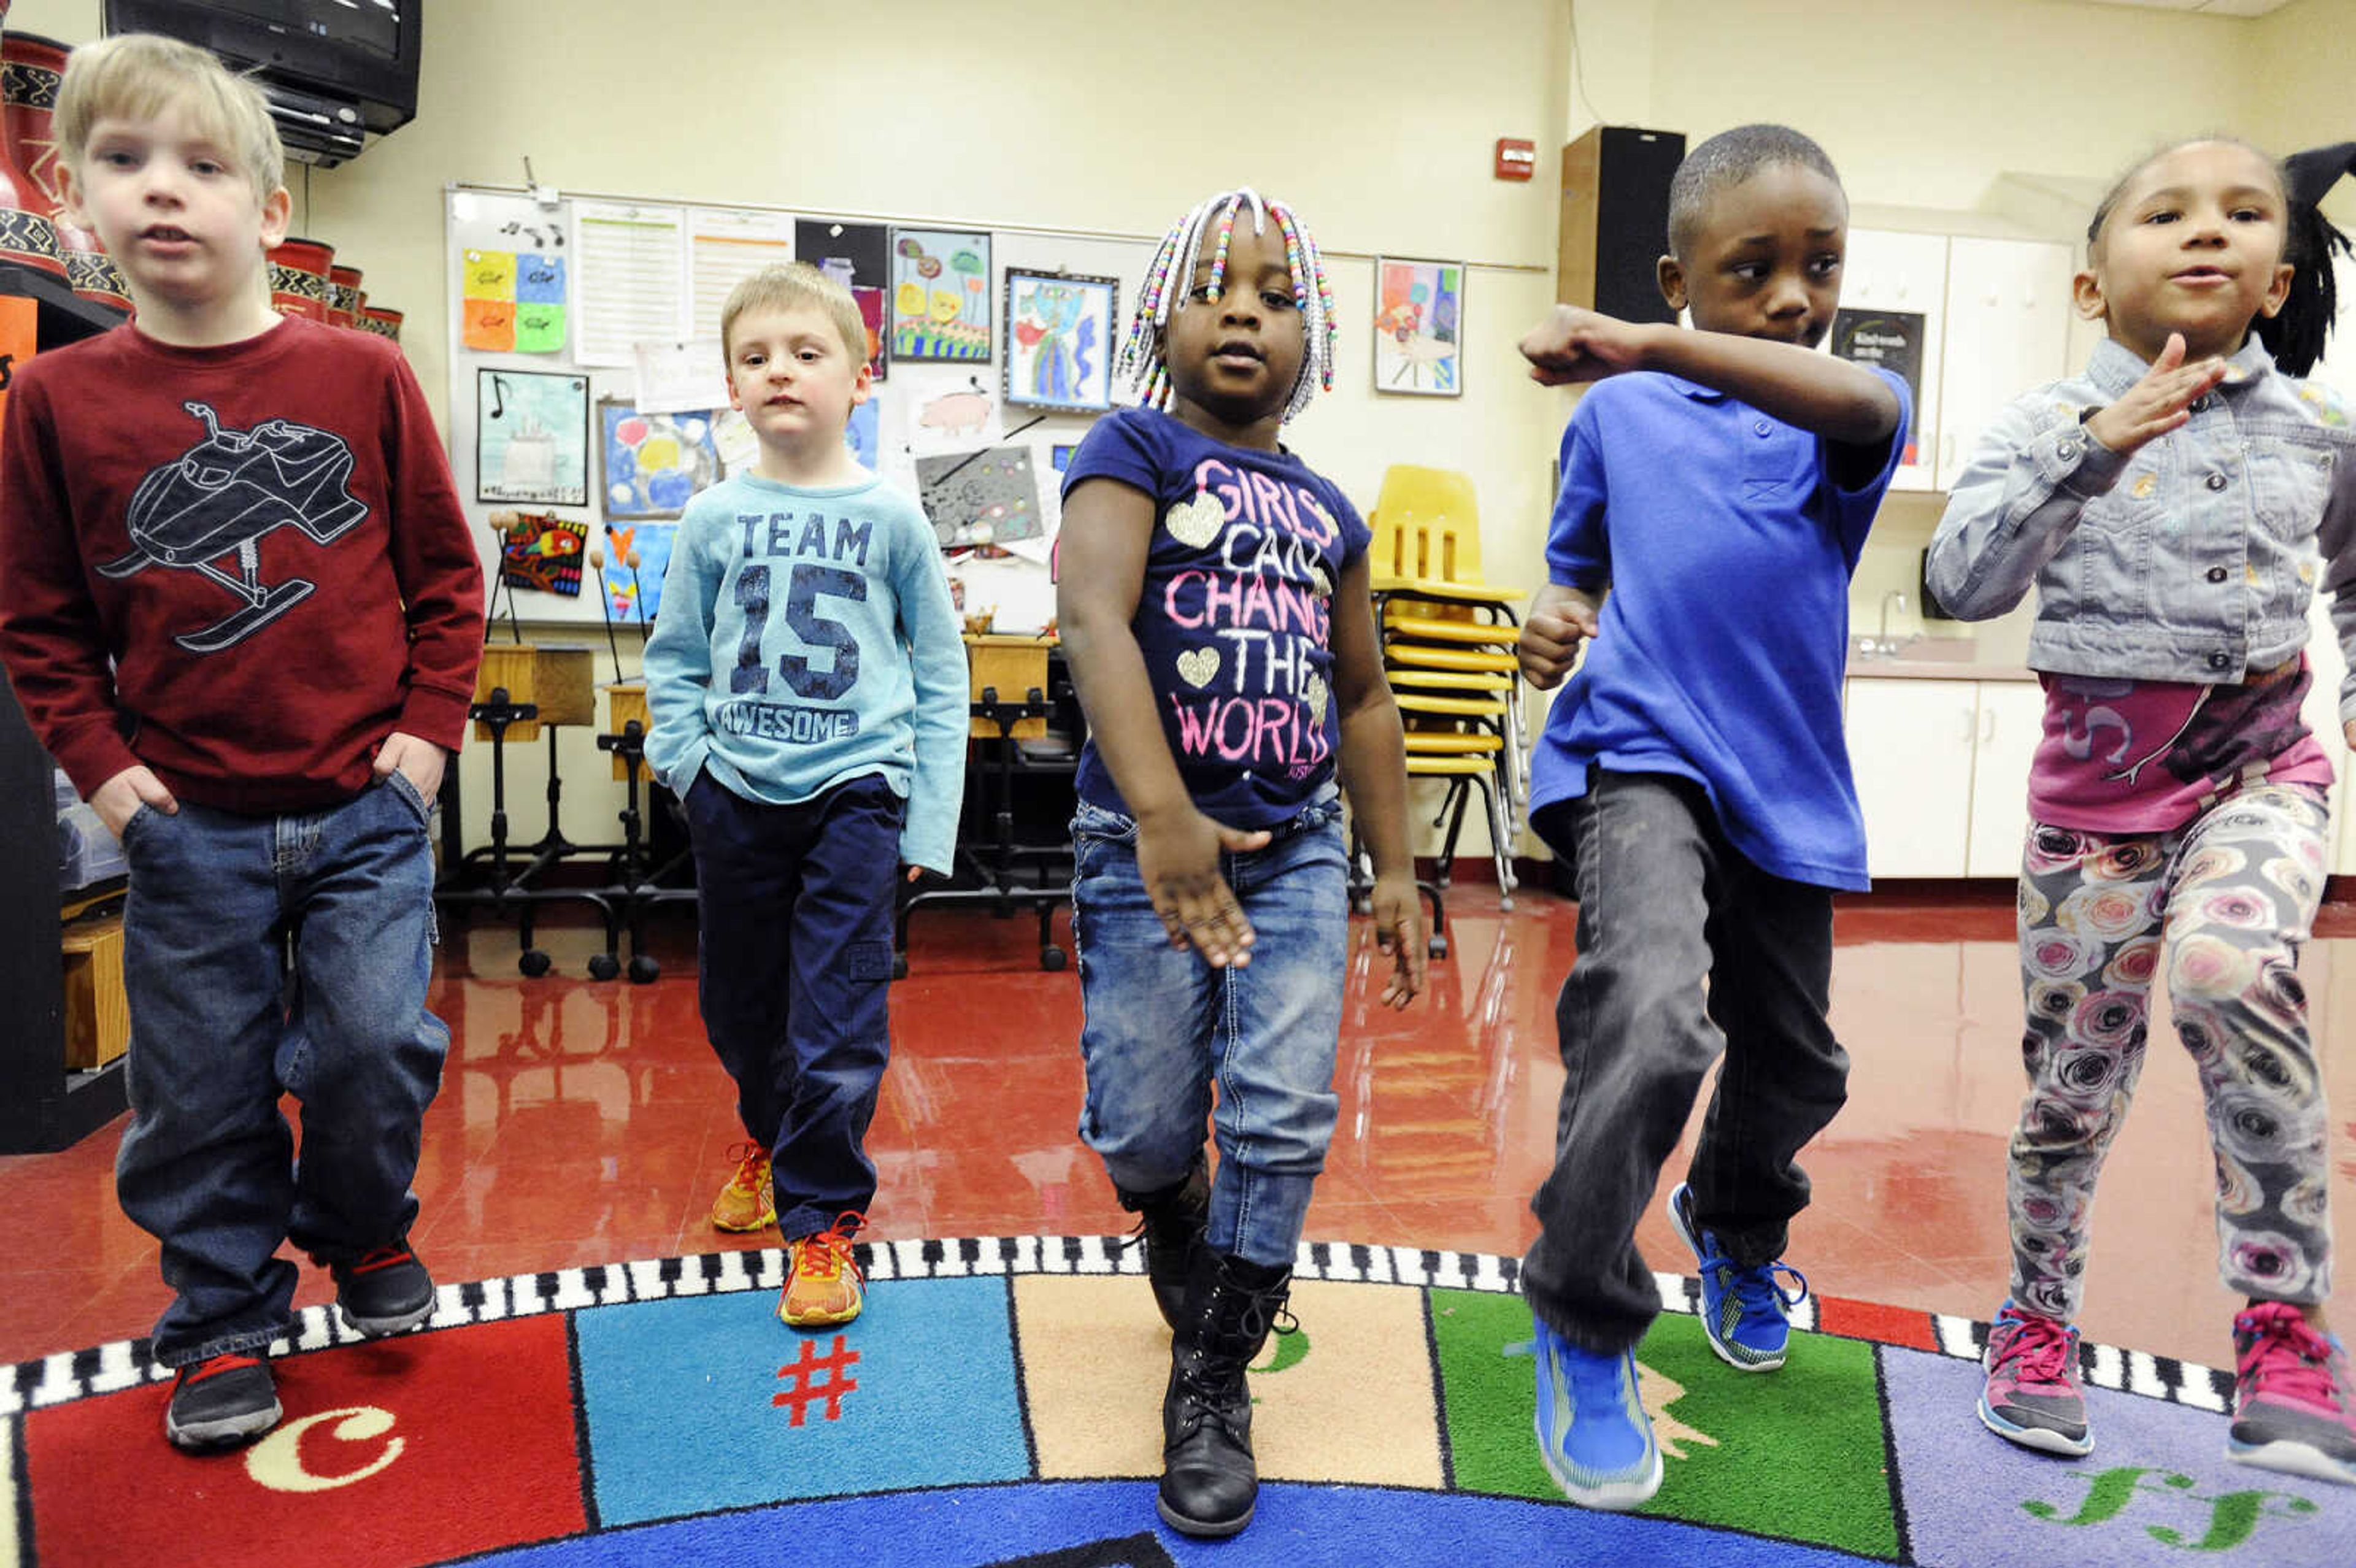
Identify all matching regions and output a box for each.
[1495,138,1536,181]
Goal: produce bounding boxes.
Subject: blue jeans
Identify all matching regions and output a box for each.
[1069,790,1348,1269]
[1520,771,1846,1353]
[682,769,903,1242]
[116,774,448,1367]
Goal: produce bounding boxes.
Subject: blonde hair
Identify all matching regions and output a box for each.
[56,33,286,206]
[720,262,869,369]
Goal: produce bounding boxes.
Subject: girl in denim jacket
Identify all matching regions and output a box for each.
[1928,138,2356,1487]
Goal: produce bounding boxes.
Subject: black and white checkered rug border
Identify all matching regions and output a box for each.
[0,1236,2234,1417]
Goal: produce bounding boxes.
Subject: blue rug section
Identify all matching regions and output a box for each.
[1882,1345,2356,1567]
[572,1275,1030,1526]
[466,1480,1898,1566]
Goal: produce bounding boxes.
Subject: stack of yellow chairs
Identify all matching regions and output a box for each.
[1363,464,1526,943]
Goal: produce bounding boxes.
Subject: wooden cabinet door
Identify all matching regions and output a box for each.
[1936,238,2073,490]
[1966,681,2046,877]
[1849,677,1976,877]
[1836,229,1949,494]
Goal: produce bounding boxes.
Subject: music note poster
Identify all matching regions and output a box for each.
[476,369,590,506]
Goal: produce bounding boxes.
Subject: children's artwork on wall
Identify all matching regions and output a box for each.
[796,219,888,290]
[1050,442,1076,474]
[599,399,723,520]
[891,228,991,363]
[915,446,1044,548]
[496,510,588,597]
[1372,256,1465,396]
[513,252,568,353]
[909,374,1000,456]
[477,370,590,506]
[853,285,888,381]
[1003,269,1116,412]
[601,521,679,626]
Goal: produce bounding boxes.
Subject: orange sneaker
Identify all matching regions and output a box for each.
[779,1211,866,1328]
[710,1142,776,1232]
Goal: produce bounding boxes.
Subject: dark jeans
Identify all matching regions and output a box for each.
[1521,770,1846,1353]
[683,769,903,1242]
[117,774,448,1367]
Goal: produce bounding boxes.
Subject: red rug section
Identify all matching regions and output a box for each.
[26,1316,587,1567]
[1816,1294,1939,1353]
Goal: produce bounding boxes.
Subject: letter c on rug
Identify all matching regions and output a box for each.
[243,1405,408,1493]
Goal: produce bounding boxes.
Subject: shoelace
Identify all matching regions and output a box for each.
[179,1353,263,1386]
[725,1141,769,1190]
[2236,1305,2345,1411]
[795,1212,866,1284]
[350,1243,416,1275]
[1696,1239,1809,1321]
[1991,1310,2079,1389]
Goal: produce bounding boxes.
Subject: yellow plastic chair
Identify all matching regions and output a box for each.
[1366,466,1526,604]
[1358,464,1531,915]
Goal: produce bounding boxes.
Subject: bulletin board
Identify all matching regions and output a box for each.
[444,183,1150,632]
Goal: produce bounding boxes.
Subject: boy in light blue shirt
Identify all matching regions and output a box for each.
[644,262,965,1328]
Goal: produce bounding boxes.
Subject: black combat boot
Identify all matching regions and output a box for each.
[1157,1248,1293,1536]
[1116,1158,1209,1329]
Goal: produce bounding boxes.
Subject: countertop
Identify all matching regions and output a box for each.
[1842,637,2036,683]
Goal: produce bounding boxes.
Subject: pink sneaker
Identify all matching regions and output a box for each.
[1979,1300,2092,1456]
[2230,1302,2356,1487]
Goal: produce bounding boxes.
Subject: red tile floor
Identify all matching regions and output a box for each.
[4,885,2353,1375]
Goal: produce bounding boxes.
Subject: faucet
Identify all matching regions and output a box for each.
[1856,591,1913,658]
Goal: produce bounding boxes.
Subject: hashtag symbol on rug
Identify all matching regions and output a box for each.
[774,1334,861,1426]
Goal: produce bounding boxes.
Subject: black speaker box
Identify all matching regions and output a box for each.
[1558,125,1687,325]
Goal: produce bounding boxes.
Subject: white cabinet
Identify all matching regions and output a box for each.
[1848,675,2044,878]
[1849,678,1976,875]
[1835,230,2074,495]
[1838,230,1950,493]
[1966,682,2046,876]
[1936,239,2076,490]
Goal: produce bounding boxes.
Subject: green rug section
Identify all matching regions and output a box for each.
[1429,1288,1903,1560]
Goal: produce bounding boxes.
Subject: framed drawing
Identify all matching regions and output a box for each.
[1372,256,1465,396]
[1003,269,1117,412]
[890,228,991,363]
[598,398,723,520]
[476,369,589,505]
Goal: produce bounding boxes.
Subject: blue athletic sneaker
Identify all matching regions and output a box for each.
[1531,1318,1663,1510]
[1668,1182,1808,1372]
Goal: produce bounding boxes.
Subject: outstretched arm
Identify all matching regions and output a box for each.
[1520,306,1901,447]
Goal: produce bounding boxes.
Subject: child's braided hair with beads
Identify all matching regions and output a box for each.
[1117,187,1336,421]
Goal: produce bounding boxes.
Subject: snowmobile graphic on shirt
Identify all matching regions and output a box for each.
[96,400,368,653]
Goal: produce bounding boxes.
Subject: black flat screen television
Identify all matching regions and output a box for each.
[100,0,421,136]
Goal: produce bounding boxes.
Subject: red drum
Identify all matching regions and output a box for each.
[267,236,334,321]
[328,263,362,328]
[359,304,402,344]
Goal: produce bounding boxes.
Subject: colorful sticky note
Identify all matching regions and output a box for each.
[463,248,517,300]
[464,296,516,352]
[514,302,567,354]
[515,253,566,304]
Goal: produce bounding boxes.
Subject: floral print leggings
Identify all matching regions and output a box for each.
[2008,783,2334,1323]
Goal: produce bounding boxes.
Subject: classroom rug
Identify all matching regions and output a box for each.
[6,1238,2350,1567]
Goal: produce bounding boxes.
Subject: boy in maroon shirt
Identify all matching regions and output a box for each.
[0,36,483,1449]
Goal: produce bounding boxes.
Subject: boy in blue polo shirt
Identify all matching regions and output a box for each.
[1511,125,1909,1510]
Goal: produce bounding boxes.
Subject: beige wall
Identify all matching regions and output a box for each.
[11,0,2350,863]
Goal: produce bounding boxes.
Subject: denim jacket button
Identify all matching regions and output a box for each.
[2206,566,2230,583]
[2208,651,2231,671]
[2057,440,2080,461]
[1754,420,1771,437]
[2206,472,2229,490]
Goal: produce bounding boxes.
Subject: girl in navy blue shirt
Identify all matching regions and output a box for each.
[1055,186,1422,1539]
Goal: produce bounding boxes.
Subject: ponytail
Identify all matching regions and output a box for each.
[2258,142,2356,378]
